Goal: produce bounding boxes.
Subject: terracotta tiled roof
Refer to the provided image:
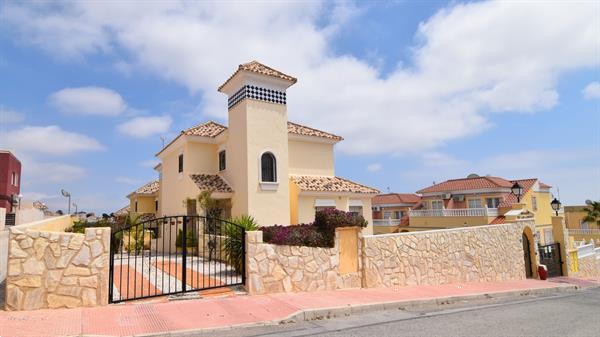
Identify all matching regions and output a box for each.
[219,60,297,91]
[490,216,506,224]
[113,205,130,217]
[287,122,343,141]
[291,175,379,194]
[498,179,538,207]
[190,174,233,193]
[417,176,513,194]
[183,121,227,138]
[131,180,159,195]
[177,120,341,141]
[539,182,552,189]
[373,193,421,205]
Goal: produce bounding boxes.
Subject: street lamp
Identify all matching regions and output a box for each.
[551,198,562,216]
[511,182,523,203]
[72,202,78,214]
[61,189,71,214]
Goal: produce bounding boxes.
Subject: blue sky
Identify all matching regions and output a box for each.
[0,1,598,214]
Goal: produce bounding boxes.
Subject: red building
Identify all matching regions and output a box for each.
[0,150,22,216]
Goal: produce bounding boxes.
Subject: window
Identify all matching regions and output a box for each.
[544,228,554,244]
[219,150,226,171]
[431,200,443,209]
[315,199,335,213]
[383,211,392,219]
[11,172,18,187]
[486,198,501,208]
[394,211,403,219]
[260,152,276,182]
[134,201,138,212]
[155,200,159,212]
[468,199,482,209]
[531,196,538,211]
[349,206,363,216]
[581,221,589,230]
[178,154,184,173]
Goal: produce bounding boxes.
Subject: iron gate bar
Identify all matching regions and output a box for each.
[109,215,246,303]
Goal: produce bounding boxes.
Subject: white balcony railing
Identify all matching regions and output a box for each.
[373,219,402,227]
[409,208,499,217]
[568,229,600,236]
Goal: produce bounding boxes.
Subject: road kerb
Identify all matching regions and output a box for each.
[127,283,578,337]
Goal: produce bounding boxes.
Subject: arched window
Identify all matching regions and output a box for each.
[261,152,277,182]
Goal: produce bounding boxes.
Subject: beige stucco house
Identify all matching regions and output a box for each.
[132,61,378,233]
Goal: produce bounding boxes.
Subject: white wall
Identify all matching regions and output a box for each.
[0,229,8,283]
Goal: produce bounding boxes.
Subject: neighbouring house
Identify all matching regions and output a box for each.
[371,193,421,234]
[133,61,378,232]
[410,174,555,244]
[127,180,160,218]
[0,149,21,226]
[564,204,600,243]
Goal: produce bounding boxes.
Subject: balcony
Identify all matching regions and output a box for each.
[568,229,600,236]
[409,208,499,217]
[373,218,402,227]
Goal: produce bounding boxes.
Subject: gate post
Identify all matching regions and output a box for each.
[182,215,187,292]
[552,215,570,276]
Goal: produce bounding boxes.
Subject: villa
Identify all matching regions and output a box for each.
[407,174,555,243]
[127,61,379,233]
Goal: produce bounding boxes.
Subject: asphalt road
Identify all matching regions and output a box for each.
[191,287,600,337]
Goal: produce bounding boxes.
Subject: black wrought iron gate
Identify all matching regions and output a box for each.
[538,243,563,277]
[109,215,245,303]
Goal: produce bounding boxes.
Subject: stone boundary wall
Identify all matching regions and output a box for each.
[362,223,527,288]
[245,228,362,295]
[574,245,600,279]
[5,216,110,311]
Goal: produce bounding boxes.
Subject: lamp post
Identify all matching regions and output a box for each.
[551,198,562,216]
[511,182,523,203]
[61,189,71,214]
[72,202,78,214]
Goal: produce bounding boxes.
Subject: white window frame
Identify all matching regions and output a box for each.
[486,197,501,208]
[531,196,538,211]
[431,200,443,209]
[467,198,482,209]
[383,211,392,219]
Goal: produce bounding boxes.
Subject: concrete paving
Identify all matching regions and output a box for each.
[0,279,587,337]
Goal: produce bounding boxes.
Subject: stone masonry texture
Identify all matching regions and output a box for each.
[362,223,528,288]
[245,229,362,295]
[5,226,110,311]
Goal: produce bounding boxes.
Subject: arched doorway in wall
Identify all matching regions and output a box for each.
[522,233,533,278]
[522,226,537,279]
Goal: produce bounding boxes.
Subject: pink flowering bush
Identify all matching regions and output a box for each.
[260,209,367,247]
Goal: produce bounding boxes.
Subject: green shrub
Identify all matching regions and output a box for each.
[175,228,199,248]
[224,215,258,273]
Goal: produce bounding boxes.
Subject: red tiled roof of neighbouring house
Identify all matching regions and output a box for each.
[219,60,297,91]
[373,193,421,205]
[291,175,379,194]
[490,216,506,224]
[183,121,227,138]
[498,178,538,207]
[113,205,130,217]
[417,176,513,194]
[539,182,552,189]
[190,174,233,193]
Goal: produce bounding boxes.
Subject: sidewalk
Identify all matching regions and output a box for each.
[0,279,590,337]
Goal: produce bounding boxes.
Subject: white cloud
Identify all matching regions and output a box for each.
[420,152,467,168]
[0,125,104,155]
[366,163,381,172]
[1,1,598,155]
[583,82,600,100]
[115,176,139,185]
[0,107,25,124]
[25,161,87,182]
[49,86,127,116]
[117,115,172,138]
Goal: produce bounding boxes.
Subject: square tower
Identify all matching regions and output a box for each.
[218,61,297,225]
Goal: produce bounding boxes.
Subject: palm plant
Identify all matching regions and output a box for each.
[224,214,258,273]
[583,200,600,228]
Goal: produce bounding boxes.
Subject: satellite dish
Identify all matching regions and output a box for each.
[585,199,592,205]
[467,173,479,179]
